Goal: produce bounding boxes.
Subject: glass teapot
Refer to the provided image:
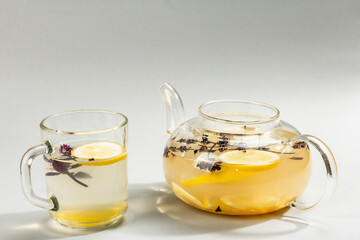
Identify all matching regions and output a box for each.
[160,83,337,215]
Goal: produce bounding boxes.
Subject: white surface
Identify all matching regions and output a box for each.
[0,0,359,239]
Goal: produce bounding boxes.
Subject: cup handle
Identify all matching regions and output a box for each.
[20,142,58,211]
[285,134,338,210]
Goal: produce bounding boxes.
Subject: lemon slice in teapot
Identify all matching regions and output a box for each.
[220,195,279,214]
[71,141,127,166]
[219,150,280,166]
[182,150,280,186]
[172,182,212,210]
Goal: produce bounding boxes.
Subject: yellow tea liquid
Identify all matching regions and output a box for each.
[44,142,128,228]
[164,130,311,215]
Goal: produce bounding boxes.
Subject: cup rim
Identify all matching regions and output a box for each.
[198,100,280,124]
[40,109,128,135]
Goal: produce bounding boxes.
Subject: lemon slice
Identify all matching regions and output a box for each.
[172,182,210,210]
[220,195,279,214]
[72,141,127,166]
[51,202,128,228]
[182,169,254,186]
[182,150,280,186]
[219,150,279,165]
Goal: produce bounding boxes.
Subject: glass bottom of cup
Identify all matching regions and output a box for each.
[50,207,128,230]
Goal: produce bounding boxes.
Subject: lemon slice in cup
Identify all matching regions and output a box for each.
[71,141,127,166]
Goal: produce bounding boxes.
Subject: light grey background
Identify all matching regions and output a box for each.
[0,0,359,239]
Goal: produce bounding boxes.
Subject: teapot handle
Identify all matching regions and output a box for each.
[285,134,338,210]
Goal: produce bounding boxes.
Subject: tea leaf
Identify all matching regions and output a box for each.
[45,172,60,176]
[67,172,88,187]
[163,147,170,158]
[215,206,222,212]
[70,164,82,169]
[72,171,92,179]
[52,161,69,174]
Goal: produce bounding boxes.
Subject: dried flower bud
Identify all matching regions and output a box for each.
[60,144,73,155]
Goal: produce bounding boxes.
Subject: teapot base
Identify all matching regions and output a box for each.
[171,181,293,215]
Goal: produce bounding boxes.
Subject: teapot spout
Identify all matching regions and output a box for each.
[160,83,186,134]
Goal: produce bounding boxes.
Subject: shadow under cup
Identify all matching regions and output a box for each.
[21,110,128,229]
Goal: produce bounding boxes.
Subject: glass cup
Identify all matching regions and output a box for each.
[20,110,128,229]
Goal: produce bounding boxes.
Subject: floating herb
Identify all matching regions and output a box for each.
[164,133,307,165]
[163,147,170,158]
[60,144,73,155]
[195,160,222,172]
[201,134,210,145]
[169,146,177,152]
[45,144,89,188]
[211,162,222,172]
[186,139,197,144]
[259,147,269,151]
[163,146,176,158]
[292,141,307,149]
[179,146,192,152]
[199,145,208,152]
[217,136,229,152]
